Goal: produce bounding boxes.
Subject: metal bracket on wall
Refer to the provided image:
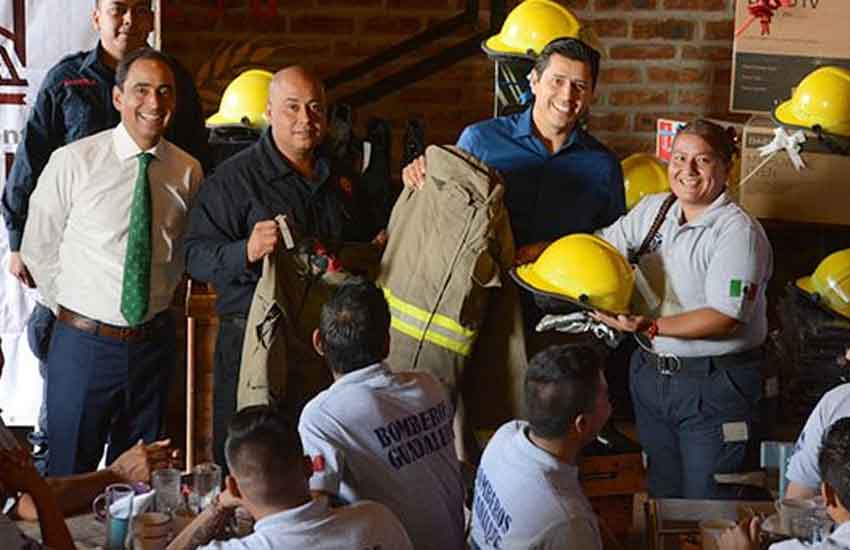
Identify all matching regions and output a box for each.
[325,0,506,109]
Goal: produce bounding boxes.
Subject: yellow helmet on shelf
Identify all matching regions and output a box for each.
[621,153,669,211]
[773,66,850,138]
[512,234,634,315]
[482,0,591,59]
[796,248,850,319]
[206,69,274,130]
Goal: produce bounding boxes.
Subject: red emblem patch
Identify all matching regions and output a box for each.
[63,78,98,87]
[311,455,326,472]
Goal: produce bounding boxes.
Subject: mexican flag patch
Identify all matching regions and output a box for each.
[730,279,758,300]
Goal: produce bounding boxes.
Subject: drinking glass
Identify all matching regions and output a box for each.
[152,468,182,514]
[189,462,221,513]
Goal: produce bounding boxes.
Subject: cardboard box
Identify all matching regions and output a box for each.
[731,0,850,114]
[656,118,745,161]
[739,116,850,225]
[656,119,688,163]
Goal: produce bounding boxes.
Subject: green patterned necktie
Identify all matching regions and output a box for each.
[120,152,154,326]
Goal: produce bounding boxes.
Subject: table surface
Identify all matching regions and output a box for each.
[17,513,105,550]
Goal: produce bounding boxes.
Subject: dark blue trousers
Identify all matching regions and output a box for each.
[26,303,55,474]
[630,347,763,499]
[46,311,176,476]
[212,316,246,473]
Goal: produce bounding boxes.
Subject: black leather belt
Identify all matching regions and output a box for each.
[640,346,764,376]
[57,306,166,343]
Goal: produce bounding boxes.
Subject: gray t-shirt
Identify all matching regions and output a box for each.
[599,192,772,357]
[469,421,602,550]
[769,520,850,549]
[786,383,850,490]
[298,363,465,550]
[200,496,412,550]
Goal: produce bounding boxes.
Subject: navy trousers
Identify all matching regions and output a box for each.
[630,347,764,499]
[26,303,55,474]
[46,311,176,476]
[212,316,246,473]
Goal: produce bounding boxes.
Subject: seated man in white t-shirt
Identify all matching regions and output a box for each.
[785,379,850,500]
[720,417,850,550]
[298,280,466,550]
[469,344,611,550]
[168,404,412,550]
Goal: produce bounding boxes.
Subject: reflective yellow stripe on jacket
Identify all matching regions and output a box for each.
[382,287,477,356]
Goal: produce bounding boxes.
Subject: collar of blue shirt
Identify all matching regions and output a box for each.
[511,104,588,153]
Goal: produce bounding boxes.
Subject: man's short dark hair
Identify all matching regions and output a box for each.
[115,47,173,90]
[319,279,391,374]
[533,38,600,90]
[524,344,603,439]
[224,405,303,507]
[818,417,850,509]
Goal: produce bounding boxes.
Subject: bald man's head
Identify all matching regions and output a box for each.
[266,65,327,162]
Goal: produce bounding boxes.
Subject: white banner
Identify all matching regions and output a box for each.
[0,2,97,426]
[1,1,98,178]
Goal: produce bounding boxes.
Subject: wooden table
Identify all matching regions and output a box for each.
[17,513,104,550]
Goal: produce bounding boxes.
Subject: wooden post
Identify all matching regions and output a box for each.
[185,278,195,471]
[153,0,162,50]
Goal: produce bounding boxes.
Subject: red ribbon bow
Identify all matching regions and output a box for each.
[736,0,791,37]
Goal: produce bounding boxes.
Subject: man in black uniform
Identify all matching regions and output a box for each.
[184,65,379,468]
[1,0,208,472]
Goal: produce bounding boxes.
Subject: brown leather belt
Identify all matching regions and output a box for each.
[57,306,166,343]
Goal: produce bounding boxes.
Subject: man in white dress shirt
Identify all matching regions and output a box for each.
[20,47,202,476]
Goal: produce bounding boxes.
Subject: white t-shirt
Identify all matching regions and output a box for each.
[469,421,602,550]
[298,363,465,550]
[200,496,412,550]
[786,384,850,490]
[599,192,772,357]
[769,521,850,549]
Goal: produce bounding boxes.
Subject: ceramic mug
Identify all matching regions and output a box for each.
[93,483,135,550]
[132,511,172,550]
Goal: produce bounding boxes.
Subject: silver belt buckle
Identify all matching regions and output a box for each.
[656,353,681,376]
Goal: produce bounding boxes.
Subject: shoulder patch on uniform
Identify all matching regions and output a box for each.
[311,455,326,472]
[63,78,97,87]
[729,279,758,300]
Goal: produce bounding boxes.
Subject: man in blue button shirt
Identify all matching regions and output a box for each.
[403,38,625,266]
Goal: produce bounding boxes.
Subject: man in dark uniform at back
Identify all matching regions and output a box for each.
[1,0,208,472]
[184,65,379,469]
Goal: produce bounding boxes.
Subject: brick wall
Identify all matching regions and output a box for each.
[161,0,739,168]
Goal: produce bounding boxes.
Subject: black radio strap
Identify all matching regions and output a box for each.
[629,194,676,264]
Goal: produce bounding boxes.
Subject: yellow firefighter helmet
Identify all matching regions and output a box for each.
[206,69,274,129]
[796,248,850,319]
[512,234,634,315]
[621,153,670,211]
